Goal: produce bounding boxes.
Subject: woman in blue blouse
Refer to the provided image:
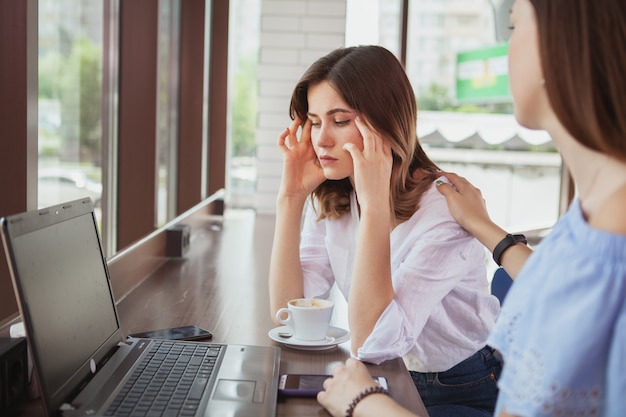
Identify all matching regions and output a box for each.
[317,0,626,416]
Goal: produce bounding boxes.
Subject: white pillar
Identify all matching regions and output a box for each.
[254,0,347,213]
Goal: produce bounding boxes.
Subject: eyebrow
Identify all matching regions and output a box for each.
[307,108,352,118]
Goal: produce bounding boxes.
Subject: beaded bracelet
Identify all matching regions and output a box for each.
[345,385,390,417]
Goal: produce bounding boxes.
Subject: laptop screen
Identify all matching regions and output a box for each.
[2,199,122,408]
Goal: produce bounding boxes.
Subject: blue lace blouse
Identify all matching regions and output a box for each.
[488,199,626,416]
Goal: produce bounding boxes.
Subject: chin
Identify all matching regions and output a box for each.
[322,168,351,181]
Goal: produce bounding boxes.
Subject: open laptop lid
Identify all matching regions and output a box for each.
[1,198,124,416]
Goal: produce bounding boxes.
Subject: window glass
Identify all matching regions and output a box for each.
[405,0,560,232]
[38,0,104,228]
[350,0,561,233]
[156,0,180,226]
[228,0,261,208]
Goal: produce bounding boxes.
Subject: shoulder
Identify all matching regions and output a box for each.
[412,181,458,223]
[400,181,472,239]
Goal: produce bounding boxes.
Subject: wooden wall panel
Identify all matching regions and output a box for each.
[207,0,228,196]
[117,0,159,250]
[0,0,36,323]
[177,0,207,214]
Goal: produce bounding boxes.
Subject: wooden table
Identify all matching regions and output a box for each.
[9,209,428,417]
[116,209,427,416]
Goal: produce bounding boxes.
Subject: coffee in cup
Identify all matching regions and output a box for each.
[275,298,334,341]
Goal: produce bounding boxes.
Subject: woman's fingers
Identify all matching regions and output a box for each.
[435,180,456,197]
[355,115,376,152]
[277,127,290,150]
[286,117,302,149]
[355,116,369,149]
[279,116,312,152]
[300,118,312,145]
[436,171,478,194]
[343,142,358,157]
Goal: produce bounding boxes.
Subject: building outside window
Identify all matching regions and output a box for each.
[377,0,561,233]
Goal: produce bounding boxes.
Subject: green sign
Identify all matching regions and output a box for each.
[456,43,511,103]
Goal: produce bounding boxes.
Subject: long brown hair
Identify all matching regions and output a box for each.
[529,0,626,160]
[289,45,439,221]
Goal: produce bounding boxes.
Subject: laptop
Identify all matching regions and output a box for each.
[0,198,281,417]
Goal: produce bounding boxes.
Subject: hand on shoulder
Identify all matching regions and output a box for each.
[434,172,493,234]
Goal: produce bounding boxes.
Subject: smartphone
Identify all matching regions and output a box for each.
[278,374,388,397]
[129,325,213,341]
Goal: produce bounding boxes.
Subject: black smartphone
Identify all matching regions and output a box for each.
[278,374,388,397]
[129,325,213,341]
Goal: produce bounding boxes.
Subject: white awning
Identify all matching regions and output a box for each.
[417,111,553,150]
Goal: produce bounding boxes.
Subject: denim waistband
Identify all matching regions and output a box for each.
[412,345,500,376]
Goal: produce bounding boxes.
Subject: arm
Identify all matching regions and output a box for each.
[356,210,493,365]
[269,118,326,319]
[317,358,423,417]
[269,194,307,319]
[343,117,395,354]
[435,172,533,279]
[318,359,518,417]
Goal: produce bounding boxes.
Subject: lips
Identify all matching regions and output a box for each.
[318,155,338,166]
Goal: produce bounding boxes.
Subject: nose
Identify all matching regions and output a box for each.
[314,125,334,148]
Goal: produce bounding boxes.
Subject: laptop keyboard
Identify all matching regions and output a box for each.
[104,340,224,417]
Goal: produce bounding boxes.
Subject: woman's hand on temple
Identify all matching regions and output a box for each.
[343,116,393,213]
[277,116,326,199]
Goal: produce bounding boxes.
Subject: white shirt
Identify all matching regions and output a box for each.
[300,180,500,372]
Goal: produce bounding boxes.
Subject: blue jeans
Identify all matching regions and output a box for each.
[410,346,502,417]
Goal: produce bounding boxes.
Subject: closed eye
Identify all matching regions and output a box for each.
[307,116,321,128]
[335,120,350,126]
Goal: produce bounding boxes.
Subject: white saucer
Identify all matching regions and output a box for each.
[268,326,350,351]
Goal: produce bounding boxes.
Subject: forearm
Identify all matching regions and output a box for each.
[353,394,422,417]
[269,195,307,318]
[435,174,533,279]
[468,220,532,279]
[348,206,394,353]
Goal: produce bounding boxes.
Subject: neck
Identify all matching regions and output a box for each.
[565,145,626,218]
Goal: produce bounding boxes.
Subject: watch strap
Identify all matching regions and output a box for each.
[492,234,527,266]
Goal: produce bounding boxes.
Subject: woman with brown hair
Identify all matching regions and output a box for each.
[317,1,626,416]
[269,45,501,416]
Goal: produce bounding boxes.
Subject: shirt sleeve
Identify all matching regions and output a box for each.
[357,193,488,364]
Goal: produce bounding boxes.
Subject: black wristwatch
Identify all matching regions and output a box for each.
[492,234,527,266]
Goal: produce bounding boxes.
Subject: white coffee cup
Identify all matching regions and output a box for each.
[275,298,334,341]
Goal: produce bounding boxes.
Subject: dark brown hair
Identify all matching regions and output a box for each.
[529,0,626,160]
[289,45,439,221]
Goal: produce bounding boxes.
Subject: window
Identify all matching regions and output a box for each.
[156,0,181,226]
[355,0,561,233]
[228,0,261,208]
[38,0,104,226]
[404,0,560,232]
